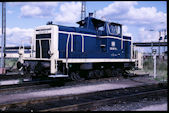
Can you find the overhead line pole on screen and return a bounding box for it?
[81,1,86,20]
[0,2,6,75]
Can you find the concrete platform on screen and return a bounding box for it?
[0,76,159,105]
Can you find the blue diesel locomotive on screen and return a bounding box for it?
[17,15,136,80]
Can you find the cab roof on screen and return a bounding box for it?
[77,17,122,27]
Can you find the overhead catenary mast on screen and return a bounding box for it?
[81,1,86,20]
[0,2,6,75]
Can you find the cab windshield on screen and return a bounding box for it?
[109,24,121,36]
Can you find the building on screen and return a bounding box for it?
[0,46,31,58]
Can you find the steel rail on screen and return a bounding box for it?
[40,88,167,111]
[0,82,167,111]
[0,78,64,94]
[0,75,125,92]
[0,84,50,94]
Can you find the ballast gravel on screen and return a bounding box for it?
[94,97,167,111]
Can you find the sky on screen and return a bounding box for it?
[0,1,167,53]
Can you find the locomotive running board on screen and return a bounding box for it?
[48,74,69,78]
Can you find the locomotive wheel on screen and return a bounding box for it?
[75,71,80,80]
[94,70,100,78]
[105,68,112,77]
[116,68,122,76]
[73,73,79,80]
[23,65,30,75]
[112,69,118,76]
[94,70,104,78]
[69,72,75,81]
[88,71,95,79]
[34,62,42,76]
[69,71,81,81]
[41,70,50,77]
[100,70,104,77]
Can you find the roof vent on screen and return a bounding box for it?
[89,13,93,17]
[46,21,53,25]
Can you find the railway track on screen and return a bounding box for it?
[0,78,66,94]
[0,74,130,95]
[41,89,167,111]
[0,82,167,111]
[0,73,146,95]
[0,73,25,80]
[0,83,51,94]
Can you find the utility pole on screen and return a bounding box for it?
[94,10,96,18]
[164,29,166,53]
[152,49,157,79]
[158,31,162,59]
[81,1,86,20]
[0,2,6,75]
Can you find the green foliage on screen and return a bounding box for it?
[5,58,18,67]
[143,57,167,71]
[143,57,167,81]
[143,57,153,71]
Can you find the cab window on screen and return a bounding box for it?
[98,25,104,31]
[109,24,121,36]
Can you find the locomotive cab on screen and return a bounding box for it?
[77,17,122,37]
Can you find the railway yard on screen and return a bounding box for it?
[0,1,167,112]
[0,70,167,111]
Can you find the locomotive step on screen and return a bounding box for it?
[48,74,69,78]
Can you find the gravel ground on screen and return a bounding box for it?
[0,74,160,96]
[94,97,167,111]
[0,73,167,111]
[0,76,123,96]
